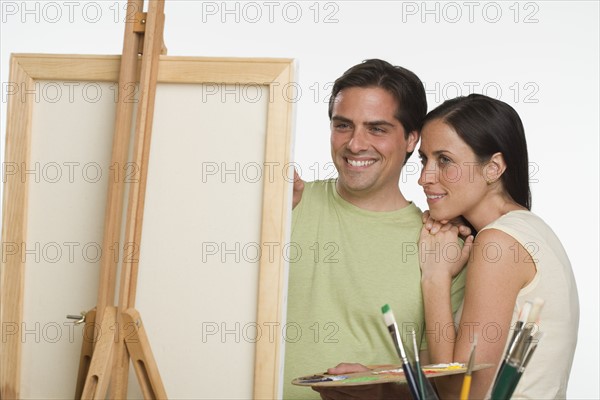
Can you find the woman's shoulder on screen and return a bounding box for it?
[480,210,556,247]
[474,211,540,257]
[481,210,547,233]
[472,226,523,252]
[469,223,537,290]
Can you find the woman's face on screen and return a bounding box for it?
[418,119,489,222]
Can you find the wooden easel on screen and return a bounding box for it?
[73,0,167,398]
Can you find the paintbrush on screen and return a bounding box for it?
[460,335,477,400]
[491,356,521,399]
[492,301,532,389]
[507,301,532,357]
[492,299,545,400]
[411,328,425,400]
[506,332,544,396]
[491,333,543,400]
[520,332,543,371]
[381,304,421,400]
[409,328,440,400]
[508,298,544,363]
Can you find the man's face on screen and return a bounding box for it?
[330,86,418,203]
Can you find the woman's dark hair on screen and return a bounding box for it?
[423,94,531,210]
[328,59,427,161]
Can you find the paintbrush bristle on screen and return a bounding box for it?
[381,304,396,327]
[411,329,420,362]
[518,301,533,323]
[527,298,545,324]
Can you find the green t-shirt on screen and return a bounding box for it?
[282,180,466,399]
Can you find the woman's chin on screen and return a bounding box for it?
[428,209,456,223]
[428,209,445,221]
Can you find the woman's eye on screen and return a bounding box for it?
[439,155,452,165]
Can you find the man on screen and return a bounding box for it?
[283,59,466,399]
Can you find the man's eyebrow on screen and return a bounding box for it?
[331,116,352,123]
[331,116,396,127]
[364,120,395,127]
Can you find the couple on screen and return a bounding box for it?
[283,59,579,399]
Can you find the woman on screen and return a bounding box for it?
[418,94,579,399]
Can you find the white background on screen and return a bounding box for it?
[1,1,598,398]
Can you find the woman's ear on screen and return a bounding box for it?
[484,152,507,184]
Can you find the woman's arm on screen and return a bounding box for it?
[420,227,536,399]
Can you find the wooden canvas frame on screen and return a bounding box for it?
[0,54,295,398]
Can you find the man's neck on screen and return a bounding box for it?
[335,183,410,212]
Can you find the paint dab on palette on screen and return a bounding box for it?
[342,376,380,384]
[296,374,348,384]
[293,363,493,388]
[373,368,403,375]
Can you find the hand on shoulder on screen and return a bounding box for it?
[421,210,472,238]
[419,213,474,281]
[293,168,305,209]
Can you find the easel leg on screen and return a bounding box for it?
[77,0,143,395]
[122,309,167,399]
[80,307,117,399]
[111,0,166,397]
[75,0,167,397]
[74,309,97,399]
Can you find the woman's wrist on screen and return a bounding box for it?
[421,270,453,287]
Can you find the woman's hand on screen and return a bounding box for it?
[422,210,472,239]
[419,215,473,281]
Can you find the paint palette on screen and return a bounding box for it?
[292,363,494,387]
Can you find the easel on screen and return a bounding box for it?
[72,0,167,397]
